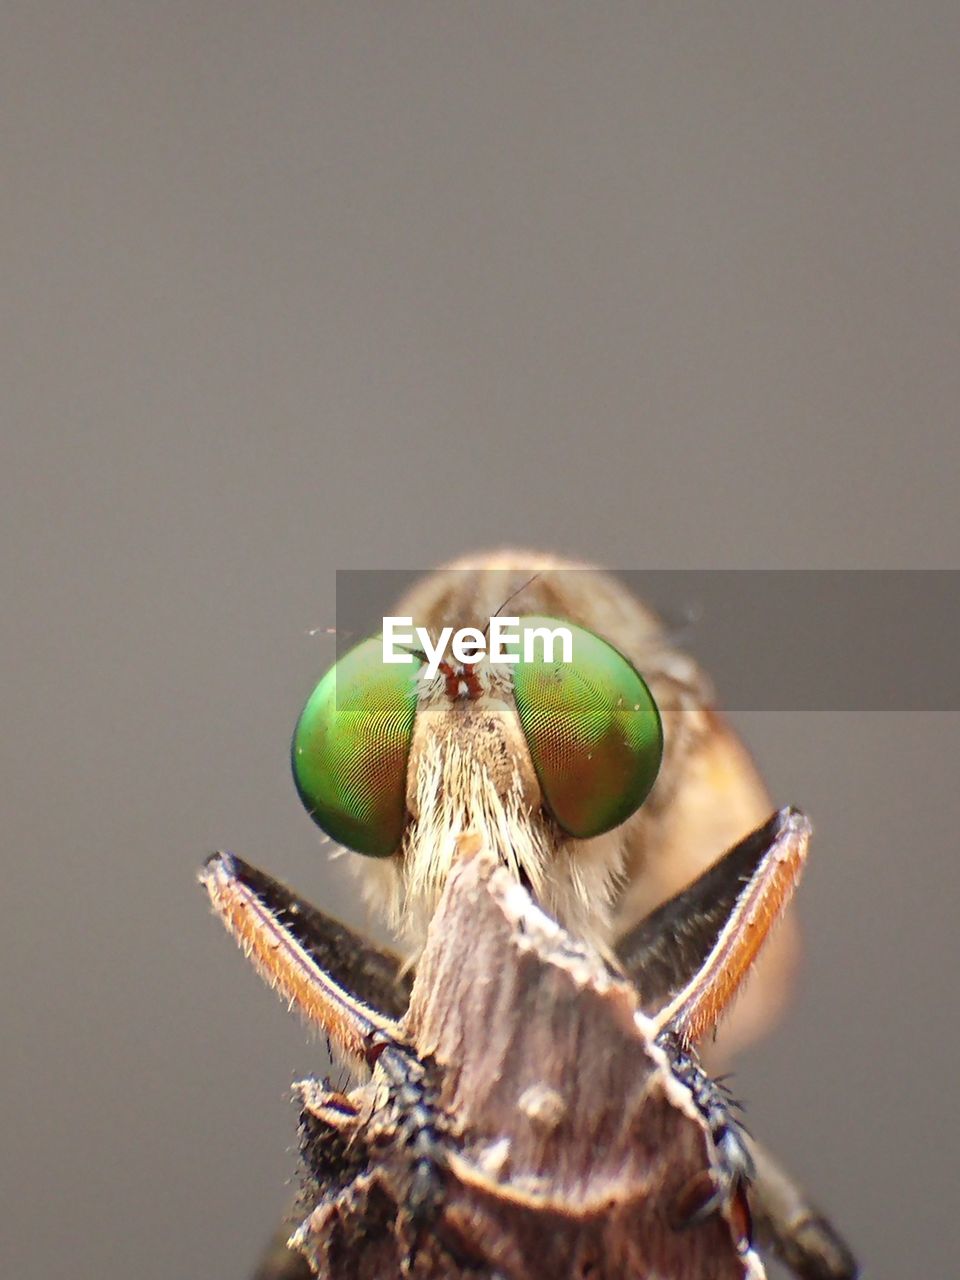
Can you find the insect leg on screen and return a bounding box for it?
[200,853,422,1279]
[208,851,412,1015]
[746,1139,859,1280]
[646,807,810,1045]
[616,814,858,1279]
[616,807,807,1030]
[199,851,406,1069]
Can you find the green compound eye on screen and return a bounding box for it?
[291,638,420,857]
[510,616,663,839]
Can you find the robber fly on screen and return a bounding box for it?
[201,552,857,1279]
[319,552,798,1056]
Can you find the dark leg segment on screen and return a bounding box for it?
[746,1140,859,1280]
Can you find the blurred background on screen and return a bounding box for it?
[3,5,958,1278]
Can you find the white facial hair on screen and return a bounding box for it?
[357,707,632,958]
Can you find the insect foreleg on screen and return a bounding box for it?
[745,1140,859,1280]
[199,851,406,1068]
[615,812,857,1280]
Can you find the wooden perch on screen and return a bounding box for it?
[203,809,856,1280]
[289,842,763,1280]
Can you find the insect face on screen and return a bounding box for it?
[291,551,796,1054]
[292,606,663,947]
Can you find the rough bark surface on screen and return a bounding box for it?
[291,846,762,1280]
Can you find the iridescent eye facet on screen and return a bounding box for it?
[291,638,419,857]
[510,616,663,838]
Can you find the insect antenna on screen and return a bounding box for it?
[481,571,543,644]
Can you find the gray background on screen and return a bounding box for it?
[3,5,958,1278]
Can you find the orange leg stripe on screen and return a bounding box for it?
[654,811,810,1046]
[200,852,400,1068]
